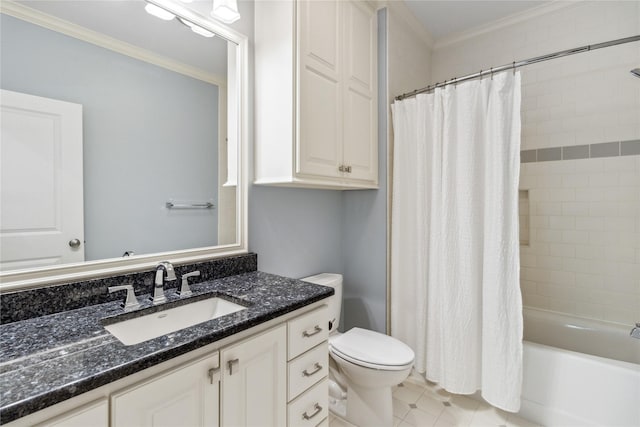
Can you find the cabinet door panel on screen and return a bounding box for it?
[221,325,286,427]
[344,2,374,92]
[297,68,341,178]
[111,354,219,427]
[297,0,342,179]
[299,0,340,76]
[342,1,377,183]
[36,399,108,427]
[343,87,376,181]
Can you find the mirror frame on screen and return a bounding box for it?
[0,0,249,291]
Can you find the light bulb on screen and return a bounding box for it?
[191,26,215,38]
[178,17,216,38]
[211,0,240,24]
[144,3,175,21]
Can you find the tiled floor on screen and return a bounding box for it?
[328,374,541,427]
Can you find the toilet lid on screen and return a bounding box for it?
[329,327,414,368]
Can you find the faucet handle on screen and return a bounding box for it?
[108,285,141,310]
[177,270,201,297]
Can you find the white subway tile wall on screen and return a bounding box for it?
[432,1,640,325]
[519,156,640,325]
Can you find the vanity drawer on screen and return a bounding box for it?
[287,379,328,427]
[288,342,328,401]
[288,306,328,360]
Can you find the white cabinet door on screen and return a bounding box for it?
[36,399,108,427]
[221,324,287,427]
[111,353,220,427]
[296,0,342,179]
[342,0,377,183]
[0,89,84,270]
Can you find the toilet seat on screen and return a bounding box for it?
[329,327,414,371]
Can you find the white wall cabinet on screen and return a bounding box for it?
[220,325,287,427]
[255,0,378,189]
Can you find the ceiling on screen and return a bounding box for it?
[404,1,549,41]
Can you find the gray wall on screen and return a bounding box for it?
[1,14,219,260]
[249,187,344,279]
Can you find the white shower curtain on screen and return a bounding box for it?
[390,71,523,412]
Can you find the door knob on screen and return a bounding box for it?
[69,238,81,248]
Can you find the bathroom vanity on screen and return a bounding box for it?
[0,254,333,427]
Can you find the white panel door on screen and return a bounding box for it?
[342,1,377,183]
[296,0,342,178]
[0,89,84,270]
[111,353,220,427]
[221,325,286,427]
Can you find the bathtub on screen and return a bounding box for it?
[519,308,640,426]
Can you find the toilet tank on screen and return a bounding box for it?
[302,273,342,333]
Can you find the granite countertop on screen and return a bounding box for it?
[0,271,333,424]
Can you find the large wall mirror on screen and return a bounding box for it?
[0,0,248,290]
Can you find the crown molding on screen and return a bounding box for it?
[0,0,226,86]
[382,0,434,48]
[433,0,578,50]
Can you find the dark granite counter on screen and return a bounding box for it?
[0,271,333,424]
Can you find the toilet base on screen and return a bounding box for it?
[345,382,393,427]
[328,364,395,427]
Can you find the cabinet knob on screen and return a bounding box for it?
[69,238,81,248]
[338,165,345,172]
[345,165,352,173]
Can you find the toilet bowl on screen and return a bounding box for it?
[302,274,415,427]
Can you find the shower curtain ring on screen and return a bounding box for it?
[513,61,516,75]
[490,68,494,80]
[479,70,483,81]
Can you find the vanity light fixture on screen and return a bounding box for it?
[177,17,216,38]
[210,0,240,24]
[144,3,175,20]
[145,2,215,38]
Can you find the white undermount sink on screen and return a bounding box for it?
[104,297,246,346]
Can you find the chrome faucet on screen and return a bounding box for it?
[631,323,640,339]
[151,261,176,304]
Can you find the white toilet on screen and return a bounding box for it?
[302,273,414,427]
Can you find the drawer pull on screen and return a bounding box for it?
[302,362,323,377]
[302,325,322,338]
[302,403,322,421]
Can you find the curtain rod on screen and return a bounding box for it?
[395,34,640,101]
